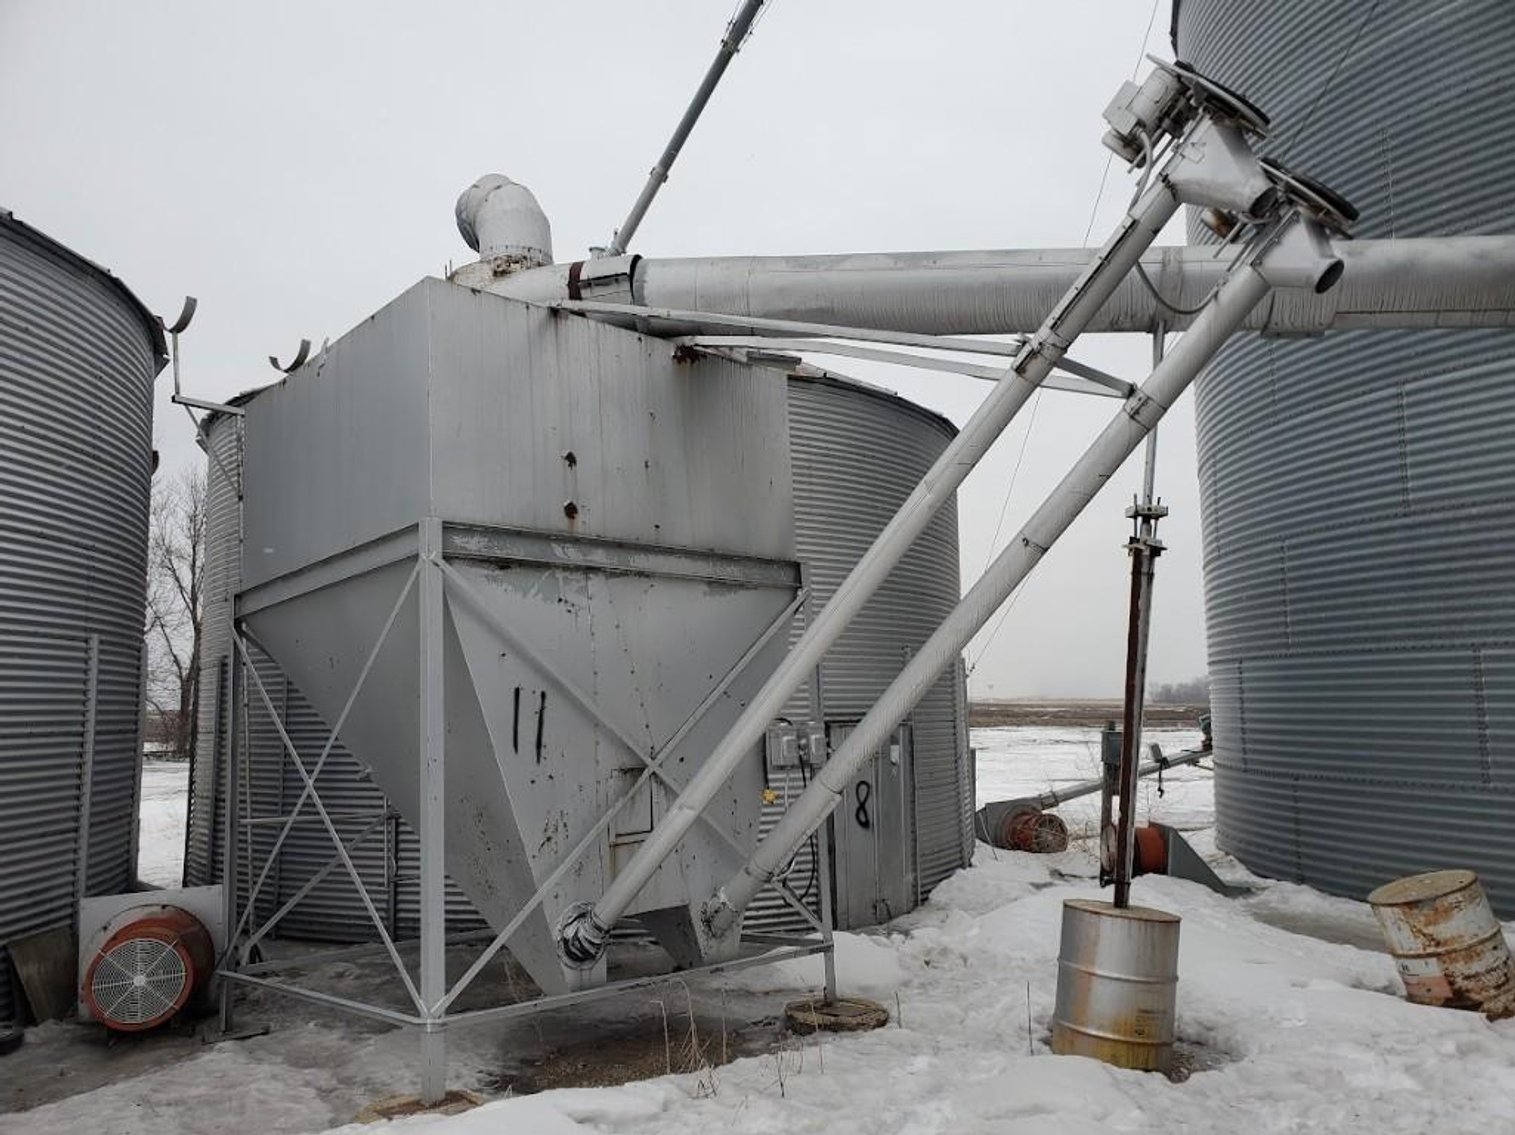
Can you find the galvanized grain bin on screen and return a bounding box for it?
[0,212,164,1021]
[1176,0,1515,912]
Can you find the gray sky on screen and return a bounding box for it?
[1,0,1208,698]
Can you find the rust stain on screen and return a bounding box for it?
[1371,871,1515,1016]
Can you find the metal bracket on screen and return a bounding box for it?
[269,338,312,374]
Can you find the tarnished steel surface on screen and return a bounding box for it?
[0,215,162,1022]
[231,282,798,993]
[1368,870,1515,1015]
[190,408,478,940]
[498,237,1515,338]
[1178,0,1515,913]
[786,372,969,897]
[192,340,970,950]
[1052,899,1180,1073]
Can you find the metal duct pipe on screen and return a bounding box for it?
[496,236,1515,336]
[706,214,1295,933]
[977,743,1209,825]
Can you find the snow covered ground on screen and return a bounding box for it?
[137,758,189,889]
[12,727,1515,1133]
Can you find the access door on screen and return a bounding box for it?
[829,722,914,929]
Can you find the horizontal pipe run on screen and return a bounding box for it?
[1042,745,1208,810]
[496,236,1515,336]
[979,744,1209,822]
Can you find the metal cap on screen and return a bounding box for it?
[1368,869,1479,907]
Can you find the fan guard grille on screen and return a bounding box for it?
[89,935,190,1027]
[82,905,212,1031]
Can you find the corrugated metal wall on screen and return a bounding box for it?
[189,367,971,943]
[787,373,969,900]
[1176,0,1515,910]
[0,216,160,1021]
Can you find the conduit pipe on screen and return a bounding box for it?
[706,208,1322,932]
[555,81,1280,965]
[496,236,1515,336]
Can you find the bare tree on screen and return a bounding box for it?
[144,468,206,761]
[1150,676,1210,706]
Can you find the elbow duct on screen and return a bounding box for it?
[489,236,1515,338]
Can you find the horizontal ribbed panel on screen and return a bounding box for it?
[788,375,969,899]
[0,219,156,1022]
[1179,0,1515,911]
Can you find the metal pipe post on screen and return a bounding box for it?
[709,220,1293,929]
[218,635,243,1033]
[560,105,1235,963]
[418,519,447,1103]
[1112,329,1168,907]
[604,0,767,255]
[1113,538,1161,907]
[74,635,99,912]
[800,569,838,1003]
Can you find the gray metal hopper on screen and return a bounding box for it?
[234,278,802,994]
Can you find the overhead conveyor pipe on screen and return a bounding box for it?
[707,207,1327,932]
[497,236,1515,337]
[554,68,1286,967]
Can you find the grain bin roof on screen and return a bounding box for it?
[0,208,168,369]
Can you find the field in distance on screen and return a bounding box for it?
[969,699,1208,729]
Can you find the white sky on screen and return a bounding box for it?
[1,0,1211,698]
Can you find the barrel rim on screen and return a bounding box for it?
[1063,898,1181,924]
[1368,869,1479,907]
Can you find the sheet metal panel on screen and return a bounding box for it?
[0,217,158,1021]
[787,375,968,898]
[1178,0,1515,911]
[191,412,398,940]
[192,319,972,956]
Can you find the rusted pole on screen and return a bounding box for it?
[1112,329,1167,908]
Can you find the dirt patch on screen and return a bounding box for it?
[501,1011,786,1094]
[1166,1038,1236,1083]
[353,1089,483,1122]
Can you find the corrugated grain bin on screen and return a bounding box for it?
[1176,0,1515,912]
[0,212,165,1022]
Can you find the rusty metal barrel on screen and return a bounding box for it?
[1367,870,1515,1016]
[1051,899,1180,1072]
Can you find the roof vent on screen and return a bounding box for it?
[455,175,553,271]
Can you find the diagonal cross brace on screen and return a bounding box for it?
[235,633,426,1014]
[228,562,419,947]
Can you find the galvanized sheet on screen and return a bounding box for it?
[191,412,397,941]
[1178,0,1515,912]
[190,351,972,952]
[0,217,158,1021]
[787,374,968,897]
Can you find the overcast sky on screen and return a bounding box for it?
[1,0,1211,698]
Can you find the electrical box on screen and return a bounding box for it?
[799,724,826,766]
[765,724,800,773]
